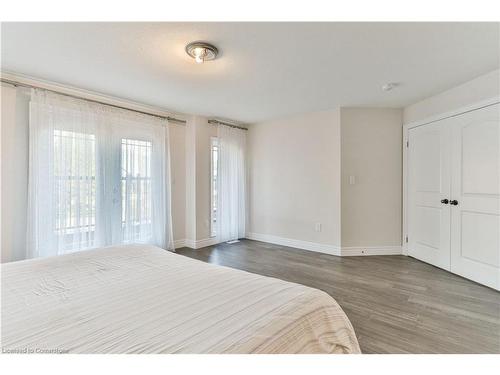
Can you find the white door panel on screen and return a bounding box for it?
[450,103,500,290]
[408,120,451,270]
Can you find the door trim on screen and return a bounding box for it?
[404,96,500,130]
[402,96,500,257]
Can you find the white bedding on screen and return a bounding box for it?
[1,244,360,354]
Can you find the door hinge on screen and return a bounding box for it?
[405,235,408,243]
[406,140,409,148]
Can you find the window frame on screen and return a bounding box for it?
[120,137,154,243]
[53,129,97,250]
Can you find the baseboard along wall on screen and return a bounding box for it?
[176,233,402,256]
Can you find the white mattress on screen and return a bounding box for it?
[1,244,360,354]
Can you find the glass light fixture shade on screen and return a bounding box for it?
[185,42,219,63]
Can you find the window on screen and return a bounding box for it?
[52,134,154,249]
[121,138,153,243]
[210,137,219,237]
[28,90,172,259]
[53,130,96,250]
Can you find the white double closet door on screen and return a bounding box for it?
[408,103,499,290]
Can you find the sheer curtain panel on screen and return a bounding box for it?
[216,125,247,242]
[27,89,173,258]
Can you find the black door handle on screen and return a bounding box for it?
[441,199,449,204]
[450,200,459,206]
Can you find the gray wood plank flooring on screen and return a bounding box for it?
[176,239,500,354]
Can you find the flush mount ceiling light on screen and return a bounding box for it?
[185,41,219,64]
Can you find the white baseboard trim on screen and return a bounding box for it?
[179,237,221,250]
[194,237,220,249]
[178,234,403,256]
[245,233,402,257]
[340,246,402,256]
[245,232,341,256]
[173,239,186,249]
[183,239,195,249]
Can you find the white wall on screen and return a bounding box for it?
[246,107,403,253]
[404,69,500,124]
[340,108,403,248]
[183,115,218,246]
[247,109,342,248]
[1,85,29,262]
[0,84,188,262]
[169,122,186,243]
[184,116,197,245]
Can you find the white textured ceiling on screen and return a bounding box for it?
[1,22,499,123]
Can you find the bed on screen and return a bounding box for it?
[1,244,360,354]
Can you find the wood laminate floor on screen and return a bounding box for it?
[177,239,500,354]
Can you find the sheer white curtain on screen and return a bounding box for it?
[216,125,246,242]
[27,89,173,259]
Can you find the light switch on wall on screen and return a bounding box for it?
[349,175,356,185]
[315,223,322,232]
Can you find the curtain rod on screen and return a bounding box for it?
[208,119,248,131]
[1,78,187,124]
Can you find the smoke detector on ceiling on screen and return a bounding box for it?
[382,82,399,92]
